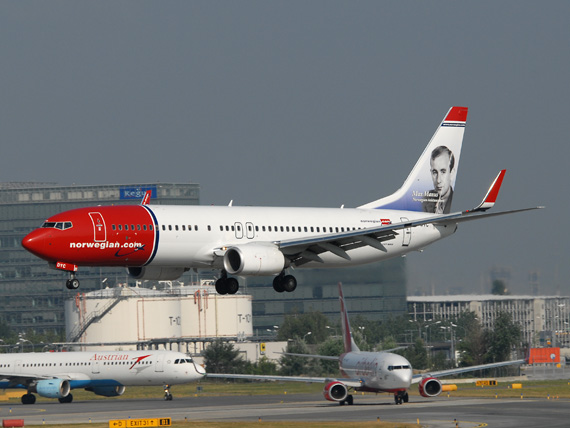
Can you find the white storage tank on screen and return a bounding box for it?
[65,282,253,351]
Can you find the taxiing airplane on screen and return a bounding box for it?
[208,283,525,405]
[22,107,541,294]
[0,350,205,404]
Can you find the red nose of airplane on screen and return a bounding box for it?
[22,229,51,260]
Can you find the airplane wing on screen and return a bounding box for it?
[277,206,541,267]
[276,170,542,266]
[0,371,88,385]
[206,373,363,388]
[411,359,526,383]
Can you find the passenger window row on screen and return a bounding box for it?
[111,223,363,234]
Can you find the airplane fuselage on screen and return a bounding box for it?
[0,350,204,391]
[340,350,412,393]
[23,204,454,273]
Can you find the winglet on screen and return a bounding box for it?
[469,170,506,212]
[141,190,152,205]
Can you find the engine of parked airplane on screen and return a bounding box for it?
[35,379,71,399]
[127,266,187,281]
[223,244,285,275]
[418,376,442,397]
[86,385,126,397]
[323,381,348,402]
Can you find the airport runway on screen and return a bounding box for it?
[0,393,568,427]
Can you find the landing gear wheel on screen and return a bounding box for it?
[346,394,354,405]
[226,277,239,294]
[215,278,228,294]
[58,393,73,404]
[403,392,409,403]
[163,384,172,401]
[66,278,80,290]
[272,276,285,293]
[21,393,36,405]
[282,275,297,292]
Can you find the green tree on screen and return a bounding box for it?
[243,356,278,375]
[486,311,521,362]
[277,311,329,345]
[279,340,311,376]
[317,337,343,376]
[203,340,246,374]
[491,280,509,295]
[403,338,428,370]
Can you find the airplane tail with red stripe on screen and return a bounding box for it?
[339,282,360,354]
[358,106,468,214]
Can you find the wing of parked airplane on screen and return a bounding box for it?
[411,358,526,383]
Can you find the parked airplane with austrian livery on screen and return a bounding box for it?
[22,107,541,293]
[208,283,525,405]
[0,350,205,404]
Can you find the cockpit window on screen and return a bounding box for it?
[388,365,411,371]
[42,221,73,230]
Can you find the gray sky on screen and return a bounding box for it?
[1,1,568,296]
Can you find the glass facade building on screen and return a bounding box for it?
[0,182,199,335]
[246,258,407,333]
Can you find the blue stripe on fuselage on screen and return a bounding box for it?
[141,206,160,266]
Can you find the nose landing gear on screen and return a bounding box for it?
[163,384,173,401]
[66,273,80,290]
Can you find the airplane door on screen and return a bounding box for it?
[89,212,107,242]
[234,222,243,239]
[154,354,164,372]
[246,222,255,239]
[400,217,411,246]
[92,360,100,374]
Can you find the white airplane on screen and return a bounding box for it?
[0,350,205,404]
[208,282,526,405]
[22,106,541,293]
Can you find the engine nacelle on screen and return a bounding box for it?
[418,376,442,397]
[127,266,186,281]
[323,381,348,402]
[86,385,126,397]
[35,379,70,399]
[223,244,285,276]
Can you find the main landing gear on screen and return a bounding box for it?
[21,393,36,405]
[163,384,173,401]
[272,272,297,293]
[65,273,80,290]
[394,391,409,405]
[214,270,298,295]
[339,394,354,405]
[215,271,239,295]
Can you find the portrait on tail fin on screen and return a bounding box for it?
[358,106,467,212]
[421,145,455,214]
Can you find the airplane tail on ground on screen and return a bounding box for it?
[339,282,360,354]
[358,106,468,214]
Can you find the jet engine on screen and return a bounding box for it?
[127,266,187,281]
[223,244,285,275]
[35,379,71,399]
[323,381,348,402]
[418,376,442,397]
[86,385,126,397]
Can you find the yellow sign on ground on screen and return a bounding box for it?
[109,417,171,427]
[476,379,497,386]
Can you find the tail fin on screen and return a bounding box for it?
[358,106,468,213]
[338,282,360,353]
